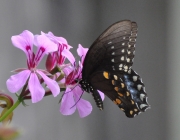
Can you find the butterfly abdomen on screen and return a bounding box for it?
[92,90,103,110]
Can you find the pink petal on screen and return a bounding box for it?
[45,32,72,49]
[48,32,67,44]
[28,73,45,103]
[34,35,58,54]
[56,37,68,44]
[61,49,75,65]
[11,30,34,57]
[62,65,73,76]
[6,70,31,93]
[77,44,88,63]
[34,35,58,66]
[76,98,92,118]
[74,86,92,118]
[76,61,83,78]
[40,31,46,35]
[60,88,76,115]
[10,68,27,73]
[98,90,105,101]
[42,32,59,44]
[37,70,60,97]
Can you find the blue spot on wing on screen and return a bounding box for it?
[123,74,141,103]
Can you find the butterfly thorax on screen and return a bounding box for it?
[79,79,94,93]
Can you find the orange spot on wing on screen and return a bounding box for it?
[131,100,135,104]
[118,92,123,97]
[103,71,109,79]
[114,87,119,91]
[113,100,117,105]
[121,83,125,88]
[126,91,130,96]
[112,80,115,85]
[120,108,124,111]
[116,99,121,104]
[130,110,133,115]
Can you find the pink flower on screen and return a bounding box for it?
[60,44,92,118]
[6,30,60,103]
[42,32,73,71]
[60,71,92,118]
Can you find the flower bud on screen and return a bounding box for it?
[46,53,56,72]
[0,93,14,124]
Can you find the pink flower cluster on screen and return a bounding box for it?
[6,30,100,118]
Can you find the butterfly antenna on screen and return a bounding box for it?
[59,84,78,103]
[70,89,84,109]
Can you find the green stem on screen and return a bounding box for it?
[0,99,22,122]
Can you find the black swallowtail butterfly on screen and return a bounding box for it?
[79,20,150,118]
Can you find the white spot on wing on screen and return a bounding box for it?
[119,64,123,67]
[124,65,128,70]
[140,94,145,101]
[111,59,114,62]
[121,56,124,61]
[108,42,112,44]
[113,75,118,80]
[121,49,125,53]
[140,104,148,109]
[133,76,138,81]
[127,58,130,62]
[128,69,131,74]
[137,84,142,90]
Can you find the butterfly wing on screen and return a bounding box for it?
[89,69,149,118]
[82,20,137,78]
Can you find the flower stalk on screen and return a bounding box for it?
[0,97,22,123]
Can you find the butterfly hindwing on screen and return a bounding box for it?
[89,69,149,118]
[122,69,149,112]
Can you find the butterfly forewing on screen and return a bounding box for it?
[82,20,137,78]
[100,22,137,73]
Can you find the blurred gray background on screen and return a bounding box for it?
[0,0,177,140]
